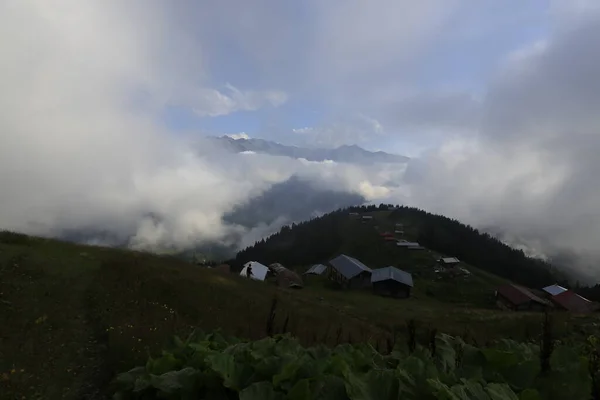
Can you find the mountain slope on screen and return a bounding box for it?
[0,231,394,398]
[234,204,562,290]
[223,175,365,228]
[208,136,410,164]
[0,228,587,398]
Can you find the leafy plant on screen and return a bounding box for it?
[113,330,592,400]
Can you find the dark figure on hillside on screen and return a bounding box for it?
[247,265,253,278]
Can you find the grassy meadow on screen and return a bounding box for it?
[0,230,597,398]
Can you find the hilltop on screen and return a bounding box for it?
[233,204,564,290]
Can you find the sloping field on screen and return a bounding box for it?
[0,231,594,398]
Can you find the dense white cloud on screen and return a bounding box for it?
[0,0,289,251]
[225,133,251,140]
[191,85,287,117]
[397,8,600,280]
[3,0,600,283]
[291,115,385,148]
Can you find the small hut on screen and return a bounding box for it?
[437,257,460,268]
[328,254,372,289]
[550,290,595,313]
[371,266,413,298]
[396,240,421,248]
[495,284,552,311]
[269,263,303,289]
[304,264,328,276]
[240,261,269,281]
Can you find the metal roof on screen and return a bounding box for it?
[542,284,568,296]
[396,241,420,247]
[496,284,550,306]
[329,254,372,280]
[240,261,269,281]
[304,264,327,275]
[551,291,593,313]
[371,266,413,287]
[439,257,460,264]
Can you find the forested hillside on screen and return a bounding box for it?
[234,204,563,289]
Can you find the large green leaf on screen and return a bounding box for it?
[113,366,147,392]
[132,375,152,393]
[397,354,440,394]
[253,355,286,382]
[306,345,331,361]
[427,378,464,400]
[435,334,458,374]
[323,354,351,376]
[239,382,284,400]
[310,375,348,400]
[538,345,590,400]
[484,383,518,400]
[206,353,256,391]
[273,360,303,388]
[147,353,182,375]
[286,379,311,400]
[250,337,277,359]
[150,367,200,395]
[274,336,304,358]
[481,349,519,369]
[343,369,402,400]
[518,389,541,400]
[460,380,491,400]
[271,355,320,392]
[111,331,595,400]
[496,359,539,390]
[457,345,485,382]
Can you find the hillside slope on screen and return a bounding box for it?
[0,232,387,398]
[0,228,587,399]
[234,205,563,289]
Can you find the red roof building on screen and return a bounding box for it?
[550,290,594,314]
[495,284,552,311]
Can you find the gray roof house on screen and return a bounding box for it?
[371,266,414,298]
[542,284,568,297]
[396,240,421,248]
[328,254,372,288]
[304,264,328,275]
[438,257,460,266]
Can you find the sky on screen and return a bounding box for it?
[3,1,600,279]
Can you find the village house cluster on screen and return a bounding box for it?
[495,283,596,314]
[208,210,598,313]
[237,253,415,299]
[215,211,470,300]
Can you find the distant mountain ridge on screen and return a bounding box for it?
[223,175,365,228]
[208,136,410,165]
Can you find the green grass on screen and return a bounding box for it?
[0,231,596,399]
